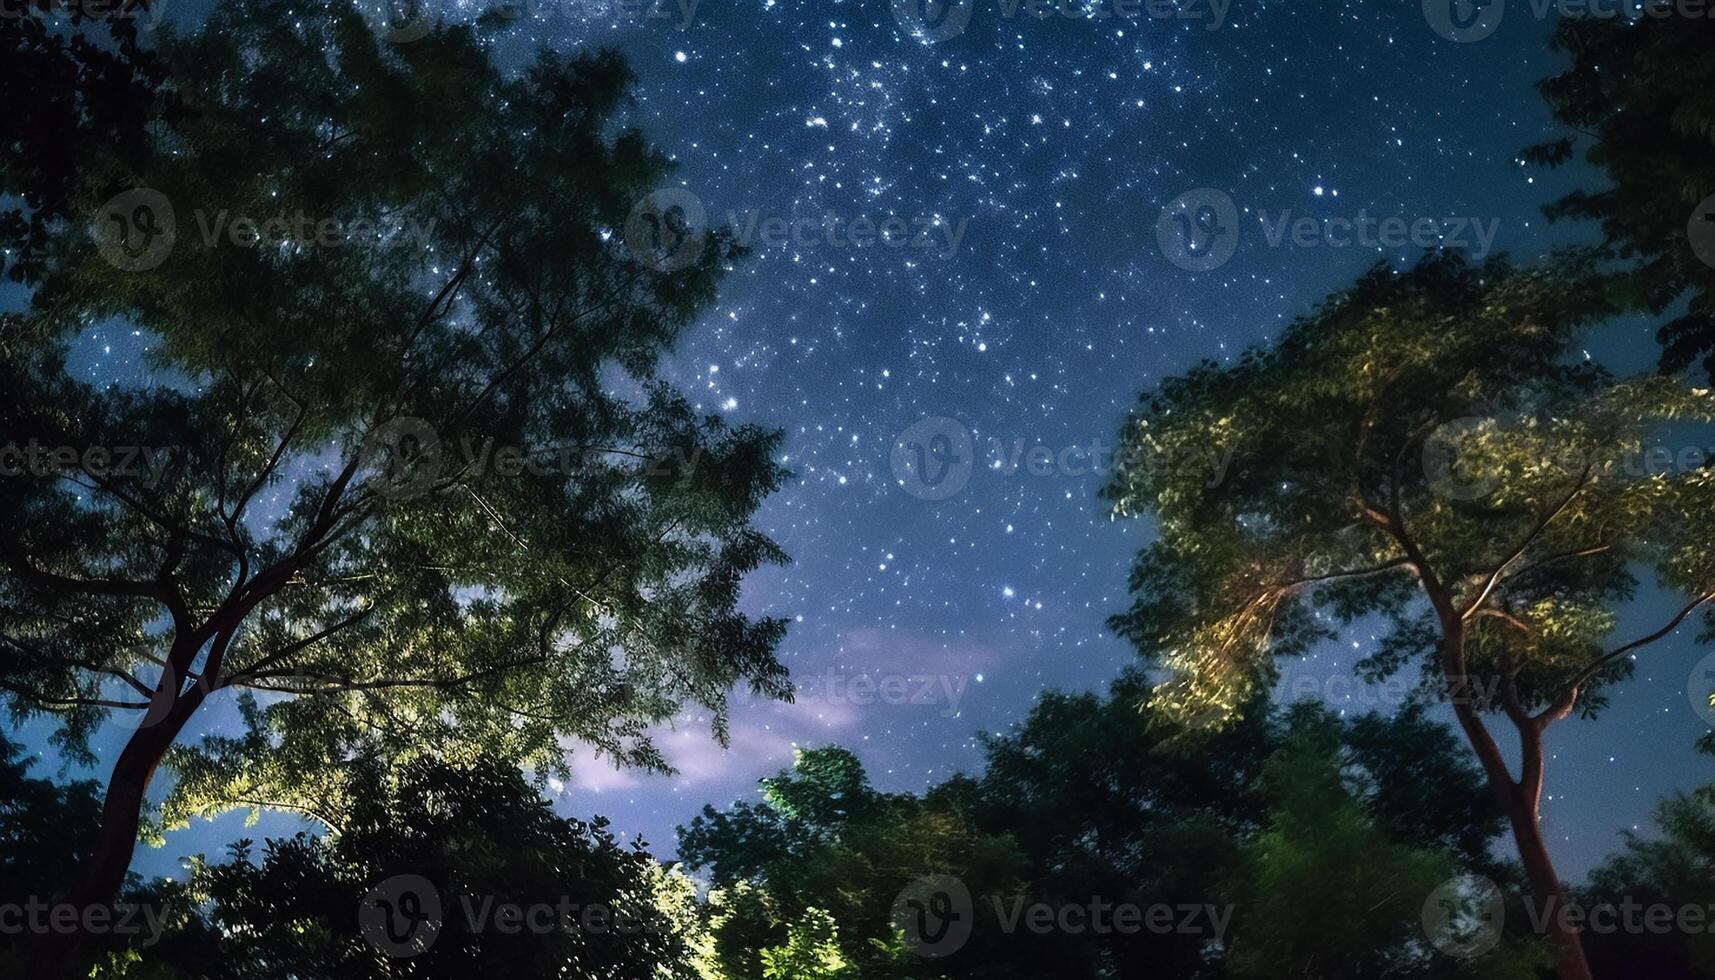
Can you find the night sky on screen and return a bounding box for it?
[23,0,1715,886]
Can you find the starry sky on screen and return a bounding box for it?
[22,0,1715,885]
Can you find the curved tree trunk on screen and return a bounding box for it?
[1438,619,1592,980]
[29,685,208,978]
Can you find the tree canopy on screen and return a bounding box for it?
[1529,13,1715,379]
[0,0,790,960]
[1102,251,1715,978]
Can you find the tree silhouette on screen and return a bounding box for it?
[143,753,704,979]
[1103,253,1715,980]
[680,674,1527,978]
[0,2,789,969]
[1528,14,1715,379]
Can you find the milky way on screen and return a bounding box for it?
[39,0,1715,881]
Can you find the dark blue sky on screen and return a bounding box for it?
[23,0,1715,886]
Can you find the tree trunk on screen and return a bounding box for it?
[1438,620,1592,980]
[28,685,207,978]
[1506,783,1593,980]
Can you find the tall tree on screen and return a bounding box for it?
[1528,13,1715,379]
[1103,253,1715,980]
[0,1,790,970]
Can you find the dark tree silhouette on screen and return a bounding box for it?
[146,753,703,979]
[1528,13,1715,379]
[0,2,790,970]
[679,673,1529,979]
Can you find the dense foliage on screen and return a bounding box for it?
[0,2,790,956]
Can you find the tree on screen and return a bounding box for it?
[1581,790,1715,979]
[1527,13,1715,379]
[138,752,705,979]
[1,0,173,284]
[681,676,1527,979]
[1223,710,1545,980]
[1102,252,1715,979]
[0,1,790,970]
[680,746,1024,980]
